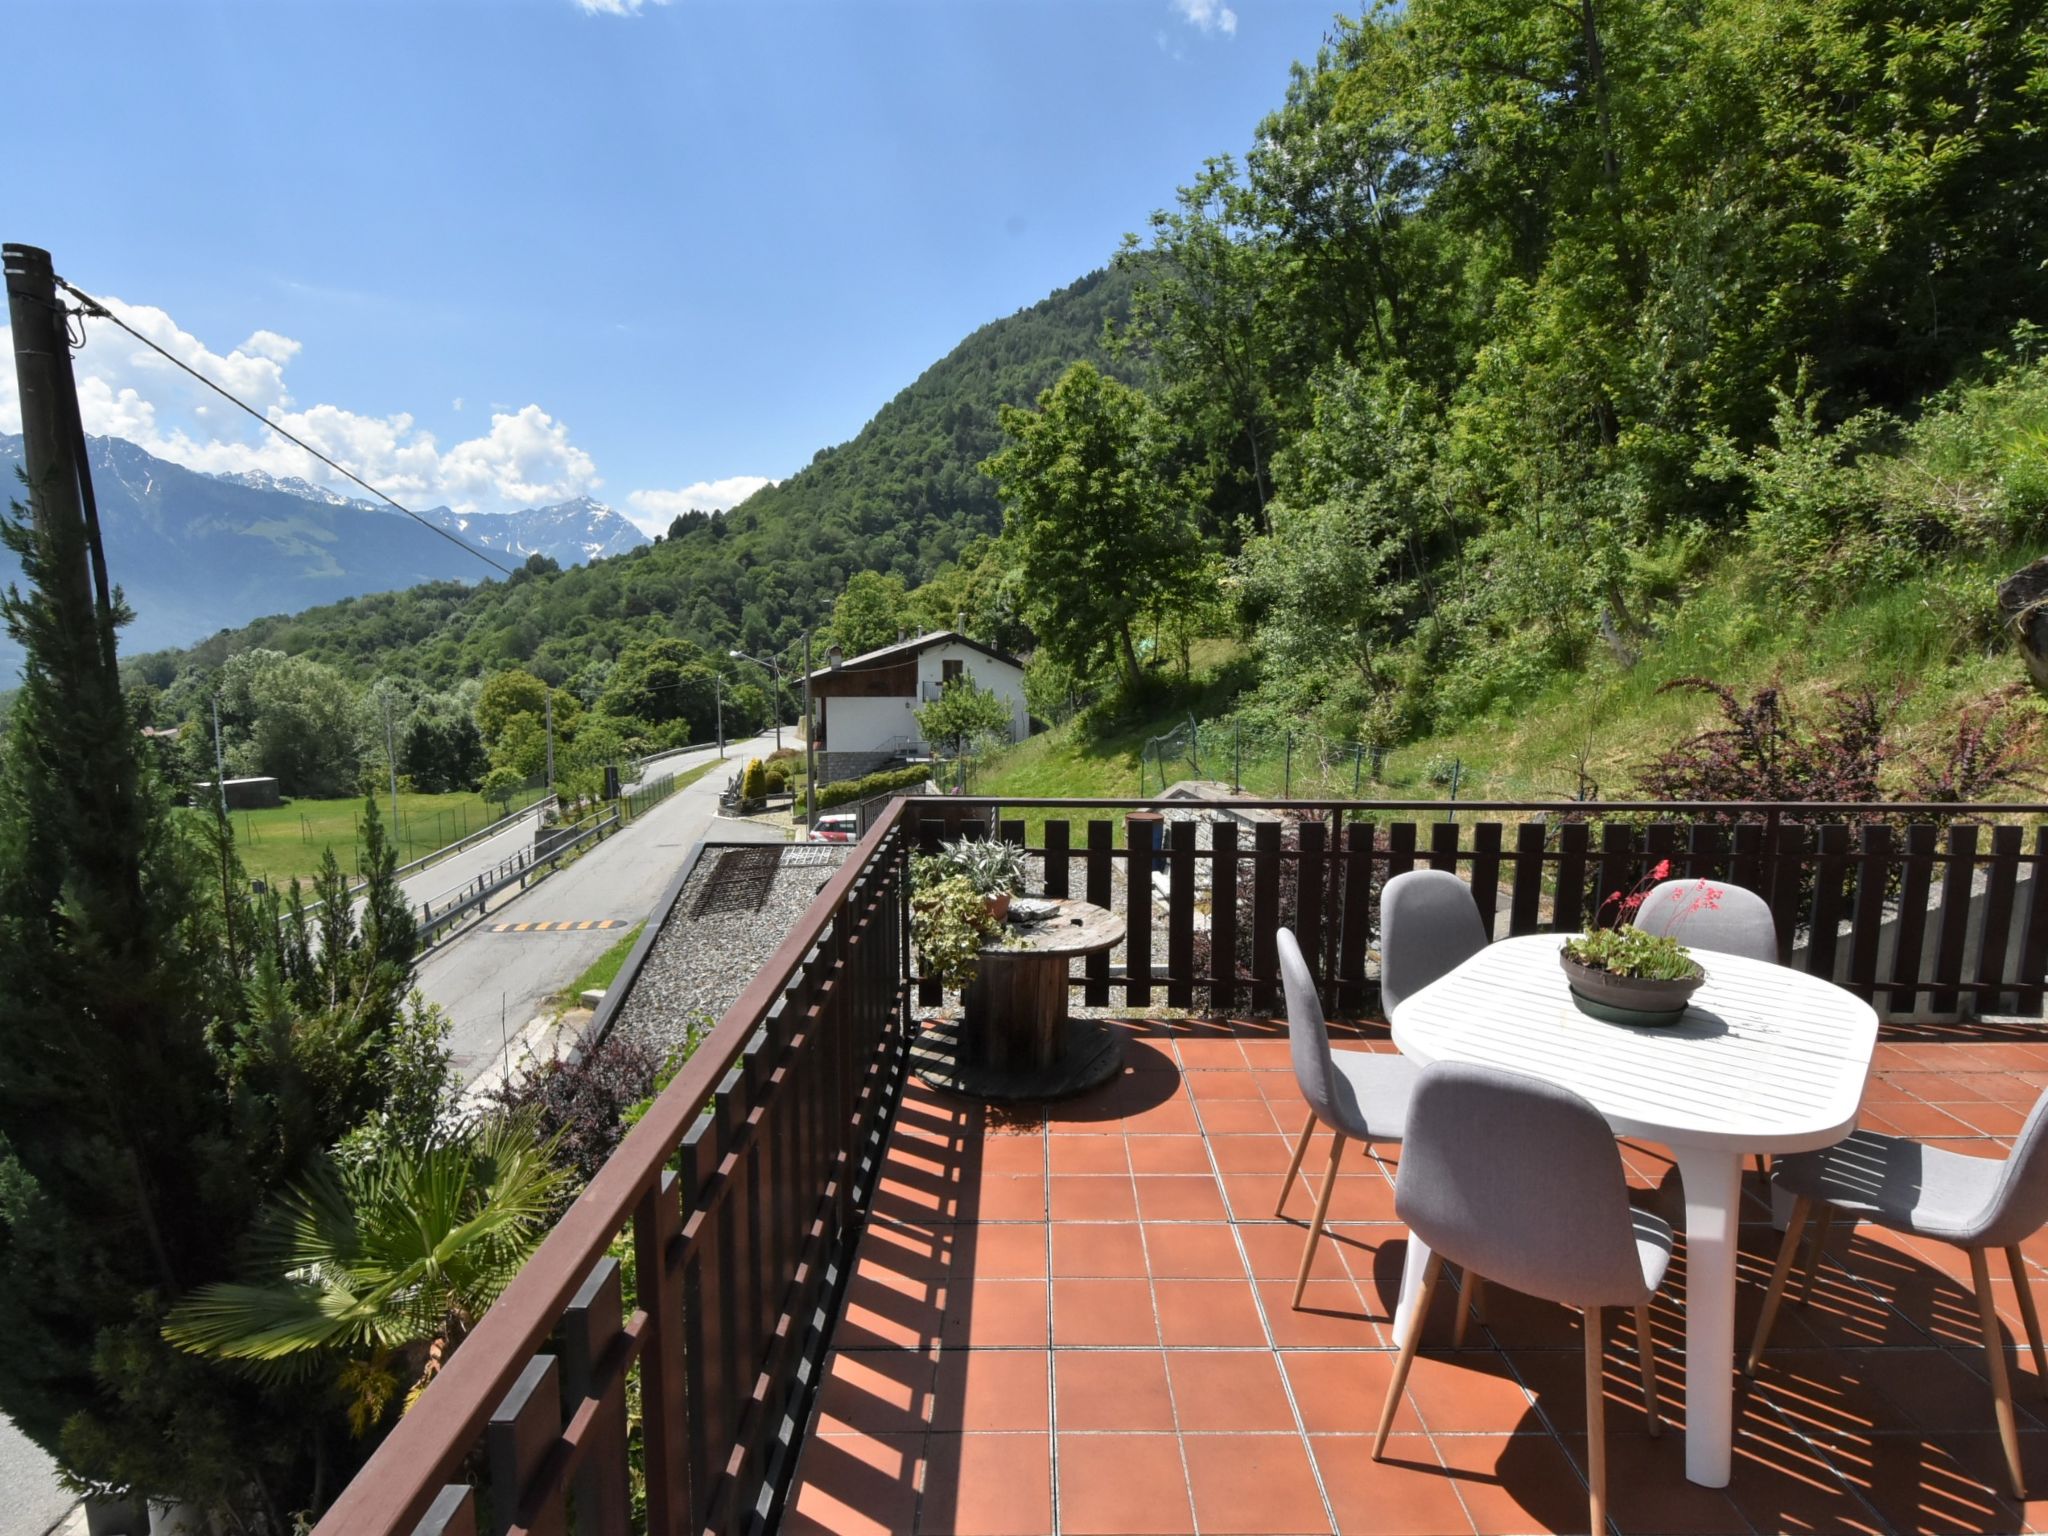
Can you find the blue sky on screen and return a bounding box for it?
[4,0,1341,532]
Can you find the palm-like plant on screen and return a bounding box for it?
[164,1114,566,1433]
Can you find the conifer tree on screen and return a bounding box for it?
[0,467,439,1516]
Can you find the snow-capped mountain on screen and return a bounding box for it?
[213,474,648,568]
[214,469,358,507]
[430,495,648,565]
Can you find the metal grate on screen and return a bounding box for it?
[690,845,785,917]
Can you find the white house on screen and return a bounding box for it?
[805,630,1029,785]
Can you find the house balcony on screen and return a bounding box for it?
[313,796,2048,1536]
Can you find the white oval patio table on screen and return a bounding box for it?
[1388,931,1879,1488]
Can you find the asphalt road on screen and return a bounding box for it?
[0,1414,73,1536]
[419,734,780,1084]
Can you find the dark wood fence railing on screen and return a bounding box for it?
[908,799,2048,1022]
[318,794,2047,1536]
[312,800,913,1536]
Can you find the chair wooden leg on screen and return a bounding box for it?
[1971,1245,2027,1500]
[1745,1194,1813,1374]
[1373,1252,1443,1460]
[1275,1109,1316,1218]
[1584,1307,1608,1536]
[2006,1244,2048,1395]
[1454,1272,1486,1349]
[1634,1300,1663,1438]
[1290,1130,1347,1309]
[1795,1202,1834,1306]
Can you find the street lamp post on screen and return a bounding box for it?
[729,649,783,752]
[801,630,813,823]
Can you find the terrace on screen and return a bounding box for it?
[315,796,2048,1536]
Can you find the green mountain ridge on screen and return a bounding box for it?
[124,266,1138,694]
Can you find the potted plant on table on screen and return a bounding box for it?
[910,866,1003,991]
[1559,860,1719,1025]
[927,835,1028,924]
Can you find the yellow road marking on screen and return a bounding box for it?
[489,919,625,933]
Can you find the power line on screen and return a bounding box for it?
[51,275,517,578]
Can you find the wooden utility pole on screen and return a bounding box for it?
[4,243,103,627]
[802,629,814,821]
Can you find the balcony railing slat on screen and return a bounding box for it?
[2019,828,2048,1017]
[1042,818,1070,900]
[1978,825,2024,1012]
[1296,816,1328,987]
[1337,820,1373,1011]
[1687,820,1727,883]
[411,1487,478,1536]
[1210,820,1239,1015]
[1386,819,1418,881]
[1250,820,1282,1014]
[558,1259,632,1536]
[1597,821,1635,931]
[1807,823,1852,987]
[1886,824,1939,1015]
[1509,822,1544,938]
[1084,819,1112,1006]
[1766,822,1809,963]
[1554,821,1590,932]
[1322,811,1347,997]
[1469,822,1503,943]
[1931,824,1980,1014]
[1126,812,1160,1010]
[1729,820,1764,894]
[1167,818,1197,1010]
[488,1355,565,1536]
[1846,824,1892,1002]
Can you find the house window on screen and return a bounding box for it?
[942,659,964,685]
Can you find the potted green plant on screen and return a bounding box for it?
[1559,860,1716,1025]
[930,835,1029,923]
[910,871,1002,991]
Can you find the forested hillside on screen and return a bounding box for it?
[125,266,1136,699]
[966,0,2048,796]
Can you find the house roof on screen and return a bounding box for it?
[804,630,1024,684]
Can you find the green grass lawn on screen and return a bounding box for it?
[199,785,548,887]
[557,922,646,1007]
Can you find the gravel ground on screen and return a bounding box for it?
[610,844,851,1058]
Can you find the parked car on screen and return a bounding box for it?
[808,813,859,843]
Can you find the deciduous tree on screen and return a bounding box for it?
[984,362,1209,686]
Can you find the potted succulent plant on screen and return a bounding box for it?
[1559,860,1719,1025]
[928,835,1029,924]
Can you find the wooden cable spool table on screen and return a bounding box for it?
[911,897,1127,1101]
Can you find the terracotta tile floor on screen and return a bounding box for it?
[787,1017,2048,1535]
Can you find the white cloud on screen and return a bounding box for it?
[440,405,601,509]
[574,0,668,13]
[0,300,606,515]
[1172,0,1237,35]
[625,476,776,533]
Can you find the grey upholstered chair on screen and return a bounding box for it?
[1274,926,1420,1307]
[1630,877,1778,963]
[1747,1089,2048,1498]
[1379,868,1491,1018]
[1632,876,1783,1179]
[1375,1062,1672,1536]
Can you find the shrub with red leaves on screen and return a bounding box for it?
[1635,678,2039,811]
[487,1031,663,1189]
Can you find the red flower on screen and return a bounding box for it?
[1650,859,1671,881]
